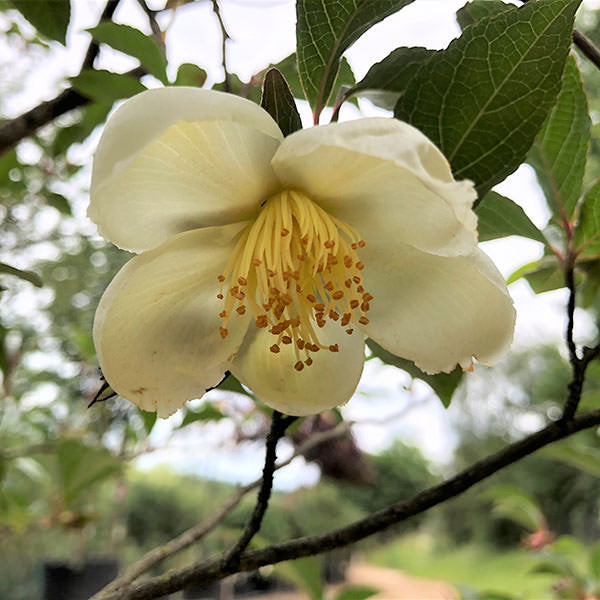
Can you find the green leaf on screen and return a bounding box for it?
[483,485,545,531]
[174,63,207,87]
[345,46,434,110]
[296,0,414,120]
[394,0,582,198]
[52,102,111,155]
[139,409,157,435]
[334,585,380,600]
[275,557,323,600]
[366,339,462,408]
[507,256,570,294]
[260,68,302,137]
[456,0,514,30]
[0,149,19,185]
[179,403,226,428]
[87,23,168,84]
[216,373,254,398]
[527,55,590,218]
[475,191,546,243]
[70,69,146,104]
[9,0,70,44]
[541,440,600,477]
[56,439,121,505]
[0,262,42,287]
[46,192,72,215]
[590,540,600,580]
[576,179,600,256]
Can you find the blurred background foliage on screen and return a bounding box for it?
[2,1,600,599]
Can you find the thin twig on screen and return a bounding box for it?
[93,415,356,597]
[211,0,231,92]
[135,0,165,49]
[573,30,600,72]
[95,407,600,600]
[222,411,296,569]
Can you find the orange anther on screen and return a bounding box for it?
[219,327,228,339]
[252,258,262,266]
[341,313,351,326]
[219,310,228,318]
[332,290,344,300]
[270,344,280,353]
[305,357,313,366]
[306,294,316,303]
[350,299,360,309]
[344,256,353,268]
[314,303,325,312]
[217,293,224,299]
[297,339,305,350]
[256,315,268,328]
[359,316,370,325]
[236,305,247,315]
[329,344,339,352]
[346,328,354,335]
[353,276,361,284]
[358,240,366,248]
[237,276,247,286]
[356,261,365,270]
[217,275,226,282]
[281,228,290,236]
[294,361,305,371]
[324,240,335,248]
[324,281,334,291]
[282,336,292,344]
[328,310,339,321]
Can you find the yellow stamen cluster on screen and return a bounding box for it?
[217,190,372,369]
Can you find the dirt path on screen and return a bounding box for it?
[265,562,458,600]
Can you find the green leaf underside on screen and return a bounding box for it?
[0,262,43,287]
[366,340,462,408]
[87,22,168,84]
[9,0,70,44]
[296,0,415,119]
[394,0,581,198]
[180,403,225,428]
[527,55,590,218]
[475,191,546,243]
[70,69,146,104]
[507,256,576,294]
[260,68,303,137]
[456,0,514,30]
[347,46,434,110]
[576,178,600,255]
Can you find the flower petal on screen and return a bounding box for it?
[231,323,365,416]
[90,88,283,253]
[93,223,251,418]
[359,243,515,374]
[272,118,478,257]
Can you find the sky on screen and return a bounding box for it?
[4,0,598,490]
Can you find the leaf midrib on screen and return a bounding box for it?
[447,1,570,164]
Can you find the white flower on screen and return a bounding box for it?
[89,87,515,418]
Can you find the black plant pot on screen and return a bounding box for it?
[43,558,120,600]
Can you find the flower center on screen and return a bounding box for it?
[217,190,372,370]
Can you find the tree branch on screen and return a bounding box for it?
[573,29,600,73]
[222,411,296,569]
[0,0,124,156]
[96,407,600,600]
[211,0,231,92]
